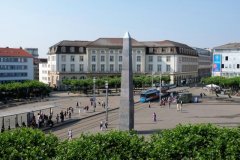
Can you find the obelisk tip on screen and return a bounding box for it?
[123,32,131,38]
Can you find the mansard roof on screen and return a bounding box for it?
[52,40,91,47]
[214,43,240,50]
[87,38,145,47]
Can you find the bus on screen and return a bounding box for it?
[140,89,160,102]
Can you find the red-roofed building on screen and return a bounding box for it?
[0,47,34,83]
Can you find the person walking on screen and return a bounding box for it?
[100,121,103,131]
[153,112,157,122]
[180,101,183,111]
[168,101,171,109]
[68,129,73,140]
[105,121,108,129]
[148,101,151,108]
[56,114,59,124]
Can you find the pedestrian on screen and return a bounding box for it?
[56,114,59,123]
[64,111,67,118]
[76,102,79,107]
[200,93,203,98]
[105,121,108,129]
[148,101,151,108]
[153,112,157,122]
[100,121,103,131]
[78,108,81,115]
[68,91,70,95]
[68,129,73,140]
[69,112,71,118]
[71,107,74,113]
[60,111,64,122]
[168,101,171,108]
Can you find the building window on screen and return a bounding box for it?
[61,64,66,72]
[118,50,122,54]
[221,64,224,68]
[61,55,66,62]
[70,55,75,62]
[119,56,122,62]
[170,48,174,52]
[101,56,105,62]
[79,47,84,53]
[101,64,105,72]
[166,65,171,72]
[92,64,96,72]
[79,64,84,72]
[79,56,84,62]
[225,56,228,61]
[110,64,114,72]
[229,64,232,68]
[136,50,141,54]
[100,50,105,54]
[92,50,96,54]
[61,47,66,52]
[137,64,141,72]
[237,64,240,69]
[148,64,153,72]
[157,65,162,72]
[137,56,141,62]
[149,48,154,53]
[157,56,162,62]
[109,50,114,54]
[92,56,96,62]
[71,64,75,72]
[166,56,171,62]
[70,47,75,53]
[149,56,153,62]
[119,64,122,72]
[110,56,114,62]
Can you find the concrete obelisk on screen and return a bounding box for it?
[119,32,134,130]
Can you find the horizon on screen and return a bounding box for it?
[0,0,240,58]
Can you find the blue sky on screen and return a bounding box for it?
[0,0,240,57]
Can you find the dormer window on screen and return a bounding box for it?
[70,47,75,53]
[61,47,66,53]
[79,47,84,53]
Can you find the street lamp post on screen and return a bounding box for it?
[159,73,162,104]
[152,72,154,87]
[105,81,108,122]
[93,77,96,112]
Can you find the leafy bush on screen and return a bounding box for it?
[149,124,240,159]
[2,124,240,159]
[0,127,58,160]
[56,131,149,160]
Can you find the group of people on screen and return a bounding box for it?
[99,121,108,131]
[58,107,74,123]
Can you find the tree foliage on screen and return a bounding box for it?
[0,80,51,101]
[2,124,239,159]
[56,131,148,160]
[0,128,58,160]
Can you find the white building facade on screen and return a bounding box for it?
[0,48,34,83]
[213,43,240,77]
[44,39,202,89]
[39,58,49,84]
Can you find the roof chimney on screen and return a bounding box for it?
[20,47,22,49]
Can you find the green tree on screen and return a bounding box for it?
[0,128,58,159]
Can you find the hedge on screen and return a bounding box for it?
[1,124,240,159]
